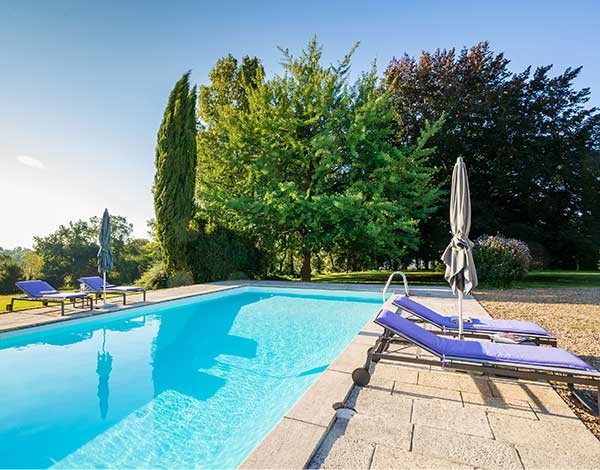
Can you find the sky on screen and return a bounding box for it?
[1,0,599,248]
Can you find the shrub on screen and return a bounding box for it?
[167,270,194,288]
[136,262,194,290]
[0,255,23,294]
[187,220,265,283]
[473,235,532,288]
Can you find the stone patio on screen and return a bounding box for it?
[309,290,600,470]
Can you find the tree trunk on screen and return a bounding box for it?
[300,250,312,282]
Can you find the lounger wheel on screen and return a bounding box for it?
[352,367,371,387]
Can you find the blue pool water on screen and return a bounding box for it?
[0,287,380,469]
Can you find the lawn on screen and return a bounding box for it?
[509,270,600,288]
[283,270,446,285]
[282,269,600,288]
[0,294,32,313]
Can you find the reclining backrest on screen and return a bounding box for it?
[393,296,452,327]
[375,309,450,357]
[79,276,106,290]
[15,280,58,297]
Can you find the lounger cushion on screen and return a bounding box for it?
[42,292,88,300]
[79,276,144,292]
[376,309,596,373]
[393,295,553,337]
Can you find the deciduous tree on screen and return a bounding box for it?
[197,39,442,280]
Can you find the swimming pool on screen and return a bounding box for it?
[0,286,380,469]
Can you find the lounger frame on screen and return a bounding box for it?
[353,323,600,415]
[6,295,93,316]
[90,288,146,305]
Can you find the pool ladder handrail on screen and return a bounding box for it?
[382,271,410,303]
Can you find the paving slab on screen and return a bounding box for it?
[460,391,539,420]
[411,397,494,438]
[418,369,493,396]
[286,370,354,427]
[240,417,326,469]
[348,386,413,422]
[341,415,413,449]
[517,444,600,469]
[412,424,522,469]
[369,361,420,388]
[310,435,375,469]
[488,412,600,456]
[393,380,463,403]
[371,446,477,470]
[328,341,373,374]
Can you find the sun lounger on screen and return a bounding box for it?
[352,308,600,414]
[7,280,92,316]
[78,276,146,305]
[392,295,557,346]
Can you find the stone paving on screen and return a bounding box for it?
[309,290,600,470]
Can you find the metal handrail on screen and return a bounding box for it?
[382,271,410,303]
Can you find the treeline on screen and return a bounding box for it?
[152,38,599,283]
[0,216,156,294]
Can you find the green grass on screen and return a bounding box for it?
[509,270,600,288]
[278,269,600,289]
[274,270,445,285]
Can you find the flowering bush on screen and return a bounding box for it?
[473,235,532,288]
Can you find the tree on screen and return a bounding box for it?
[0,255,23,294]
[383,42,600,268]
[154,71,198,272]
[33,215,152,287]
[20,251,43,280]
[197,39,442,280]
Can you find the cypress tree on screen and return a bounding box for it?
[153,72,197,272]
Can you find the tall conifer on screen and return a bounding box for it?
[153,72,197,271]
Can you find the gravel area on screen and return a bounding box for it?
[475,287,600,439]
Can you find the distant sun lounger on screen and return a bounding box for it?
[353,308,600,415]
[7,280,92,316]
[78,276,146,305]
[392,294,557,346]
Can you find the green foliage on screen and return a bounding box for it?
[473,235,532,288]
[197,38,442,281]
[33,215,155,287]
[0,255,23,294]
[154,71,198,272]
[136,261,169,290]
[20,251,43,280]
[187,218,265,283]
[135,261,193,290]
[0,246,30,264]
[384,42,600,269]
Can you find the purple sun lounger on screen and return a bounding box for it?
[393,295,557,346]
[352,309,600,414]
[78,276,146,305]
[7,280,92,316]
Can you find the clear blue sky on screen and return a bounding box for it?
[1,0,598,248]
